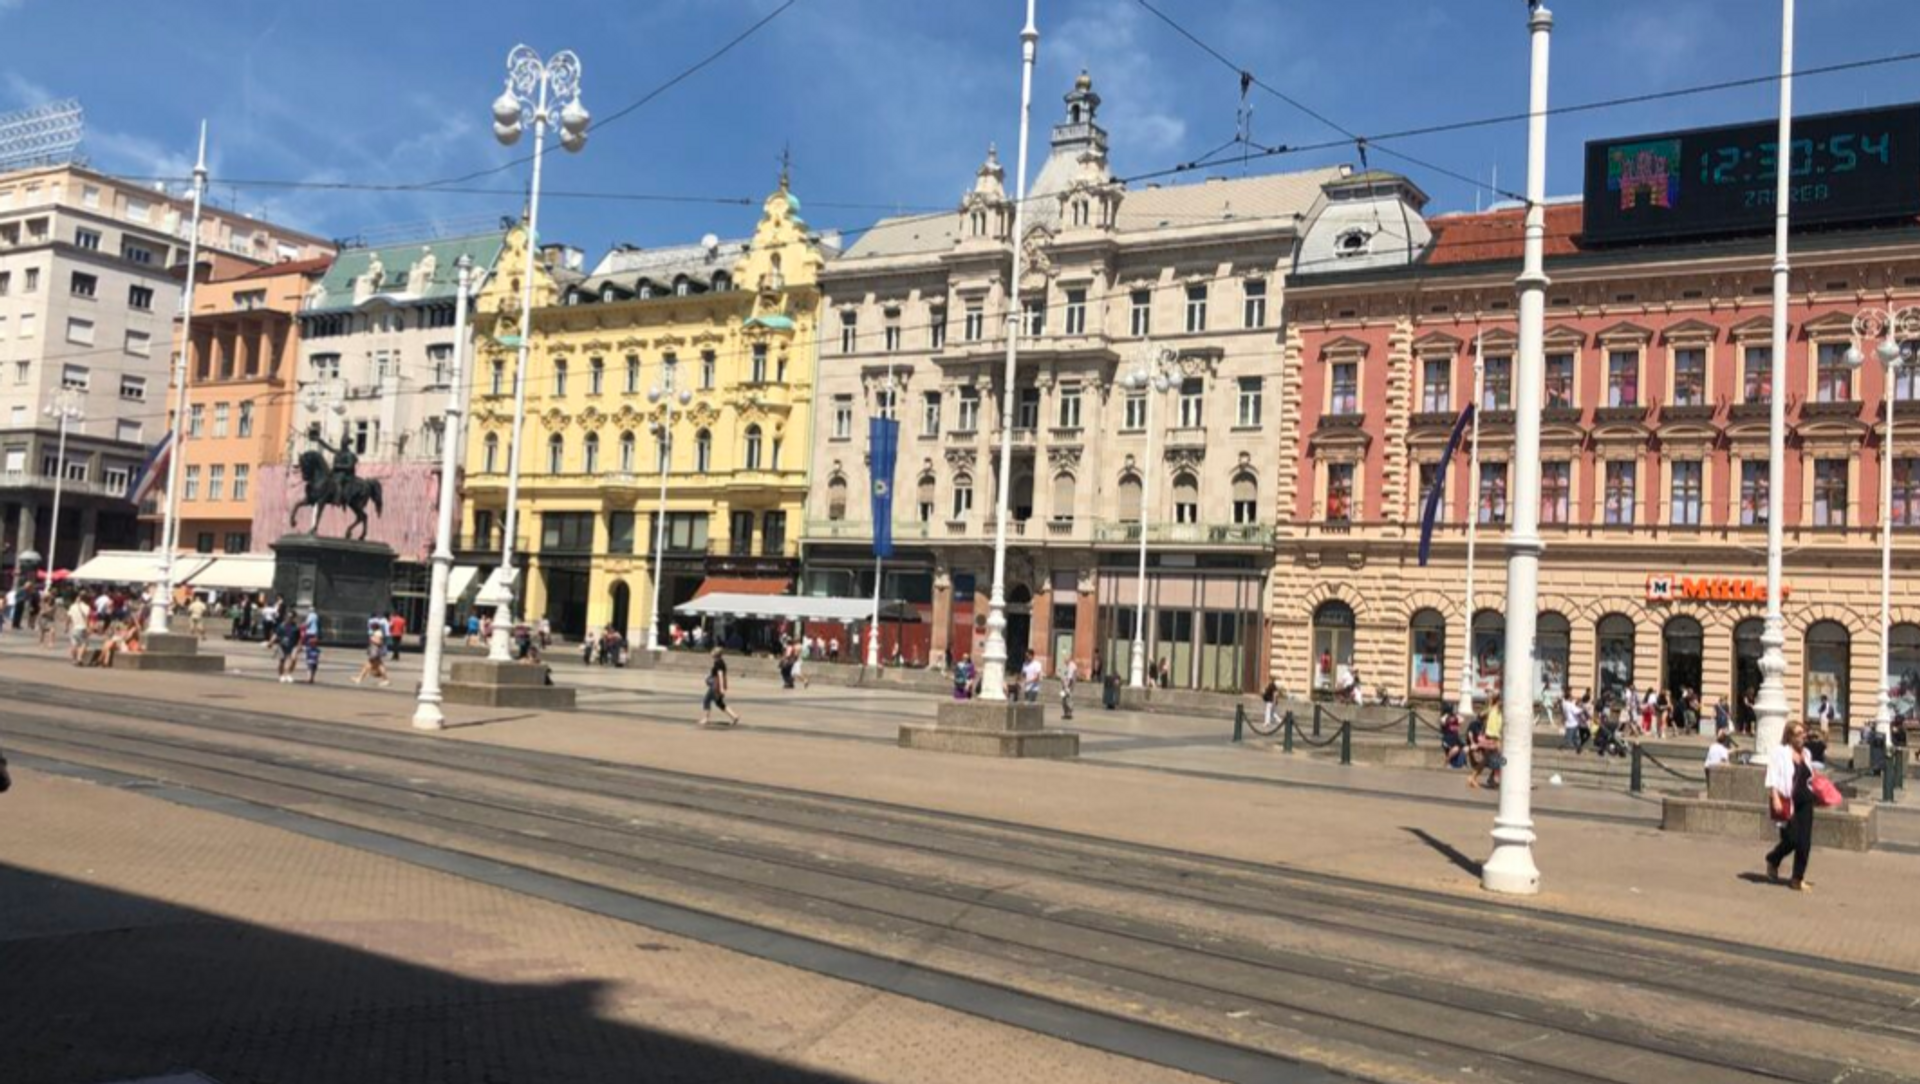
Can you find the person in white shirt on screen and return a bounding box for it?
[1020,650,1044,703]
[1059,657,1079,720]
[1705,730,1736,769]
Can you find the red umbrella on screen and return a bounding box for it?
[36,569,70,582]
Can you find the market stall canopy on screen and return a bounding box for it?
[449,566,482,600]
[674,593,920,623]
[185,554,276,592]
[70,551,211,586]
[690,576,791,600]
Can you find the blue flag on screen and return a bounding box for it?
[869,415,900,558]
[1417,403,1475,567]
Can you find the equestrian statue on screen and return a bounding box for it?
[290,429,384,540]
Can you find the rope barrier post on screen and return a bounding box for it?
[1885,755,1897,804]
[1313,702,1323,738]
[1630,744,1643,794]
[1406,708,1417,747]
[1283,711,1294,754]
[1340,722,1352,766]
[1233,702,1245,743]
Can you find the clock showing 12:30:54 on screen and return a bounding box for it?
[1699,133,1893,186]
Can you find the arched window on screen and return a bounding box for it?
[1172,471,1199,525]
[1231,472,1258,525]
[1409,608,1446,699]
[601,284,616,303]
[1891,624,1920,719]
[1050,472,1076,523]
[1011,472,1034,521]
[827,477,848,521]
[589,357,605,395]
[952,473,974,519]
[1312,600,1356,693]
[916,473,936,522]
[711,271,730,291]
[1805,620,1851,727]
[483,432,499,473]
[619,430,636,472]
[1663,615,1705,710]
[1117,473,1143,524]
[695,428,712,473]
[1536,611,1570,703]
[553,358,568,397]
[582,431,600,473]
[1472,609,1506,701]
[1597,613,1636,705]
[744,424,764,470]
[546,433,564,474]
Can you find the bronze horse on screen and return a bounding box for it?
[290,450,384,540]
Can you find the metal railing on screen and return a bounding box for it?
[1090,520,1273,546]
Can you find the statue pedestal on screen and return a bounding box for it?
[119,632,225,673]
[442,659,577,709]
[272,534,397,645]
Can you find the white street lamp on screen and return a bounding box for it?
[976,0,1040,703]
[149,122,210,634]
[479,45,588,664]
[1846,306,1920,748]
[43,393,83,575]
[644,368,691,654]
[1121,344,1174,690]
[414,254,478,731]
[1754,0,1798,757]
[1457,333,1487,725]
[1483,0,1553,897]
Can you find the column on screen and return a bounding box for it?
[15,502,36,560]
[1074,564,1098,675]
[930,566,952,669]
[1029,568,1054,673]
[79,506,99,565]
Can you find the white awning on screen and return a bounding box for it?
[70,551,211,586]
[674,593,919,622]
[449,565,481,600]
[185,554,276,592]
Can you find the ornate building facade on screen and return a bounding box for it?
[802,73,1421,690]
[460,178,825,641]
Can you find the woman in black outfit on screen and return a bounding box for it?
[1764,723,1818,891]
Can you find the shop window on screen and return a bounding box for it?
[1471,610,1505,703]
[1536,612,1570,704]
[1804,621,1850,728]
[1734,618,1766,731]
[1672,348,1707,407]
[1815,343,1853,403]
[1409,609,1446,701]
[1540,461,1570,524]
[1743,345,1772,403]
[1812,459,1849,526]
[1312,600,1356,695]
[1478,462,1508,525]
[1597,613,1636,707]
[1544,353,1574,409]
[1482,356,1512,410]
[1663,615,1705,708]
[1889,624,1920,720]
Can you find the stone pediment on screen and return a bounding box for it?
[1412,329,1463,352]
[1318,335,1369,361]
[1542,325,1588,348]
[1661,318,1719,343]
[1596,320,1653,344]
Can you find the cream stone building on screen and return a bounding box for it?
[802,73,1423,691]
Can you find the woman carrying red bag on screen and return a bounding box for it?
[1764,723,1838,892]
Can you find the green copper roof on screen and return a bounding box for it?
[305,232,508,313]
[745,314,796,331]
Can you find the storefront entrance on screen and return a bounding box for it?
[609,580,631,636]
[1663,615,1704,709]
[1733,617,1765,732]
[1312,601,1355,695]
[1597,614,1636,708]
[542,564,590,641]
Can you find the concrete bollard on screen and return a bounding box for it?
[1283,712,1295,754]
[1339,723,1352,765]
[1630,744,1644,794]
[1233,703,1246,743]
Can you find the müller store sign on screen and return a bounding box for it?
[1645,574,1792,604]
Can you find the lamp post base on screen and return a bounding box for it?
[441,659,575,709]
[1481,830,1541,895]
[901,699,1078,759]
[411,697,446,731]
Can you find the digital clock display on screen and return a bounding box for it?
[1582,103,1920,245]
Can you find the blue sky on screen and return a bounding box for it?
[7,0,1920,253]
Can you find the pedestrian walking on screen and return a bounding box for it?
[1561,689,1584,753]
[536,616,552,649]
[952,653,975,700]
[465,613,482,646]
[1059,656,1079,720]
[1020,650,1043,703]
[65,594,90,664]
[699,647,741,727]
[790,639,809,689]
[1261,678,1281,733]
[778,639,797,689]
[387,610,406,658]
[187,594,208,639]
[353,627,390,686]
[302,630,323,684]
[1765,723,1822,891]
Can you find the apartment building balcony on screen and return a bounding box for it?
[724,468,806,493]
[0,472,132,501]
[990,425,1040,448]
[801,518,934,542]
[1090,519,1274,548]
[1163,425,1208,451]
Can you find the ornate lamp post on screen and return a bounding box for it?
[42,391,83,574]
[150,123,209,633]
[1121,344,1175,689]
[1754,0,1798,756]
[1847,305,1920,746]
[645,364,691,653]
[1457,333,1487,725]
[414,254,477,731]
[478,45,589,663]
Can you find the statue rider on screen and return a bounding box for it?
[309,426,359,501]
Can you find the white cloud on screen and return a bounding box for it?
[3,71,51,108]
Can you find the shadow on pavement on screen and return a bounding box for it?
[0,862,860,1084]
[1402,826,1484,879]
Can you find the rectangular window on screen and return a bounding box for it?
[1014,386,1040,430]
[1607,350,1639,407]
[1670,460,1703,525]
[116,420,140,443]
[751,343,769,382]
[1816,342,1854,403]
[1604,461,1636,525]
[212,402,229,438]
[1236,377,1263,427]
[1813,459,1849,526]
[20,311,34,338]
[701,350,715,389]
[1184,283,1207,333]
[1178,377,1204,428]
[621,355,639,394]
[188,404,204,438]
[184,464,200,500]
[224,532,249,554]
[964,303,985,342]
[123,243,155,266]
[429,345,455,387]
[762,511,787,556]
[352,419,377,456]
[60,363,88,390]
[1545,353,1574,409]
[24,268,39,292]
[0,271,8,295]
[1894,459,1920,526]
[540,512,596,552]
[125,330,151,357]
[70,271,97,298]
[929,306,946,350]
[233,464,249,501]
[1329,362,1358,415]
[238,401,253,437]
[1129,289,1151,337]
[81,185,100,209]
[1064,288,1087,335]
[12,361,24,384]
[921,392,941,436]
[952,478,974,519]
[104,465,130,492]
[607,511,636,555]
[62,458,86,483]
[1021,296,1044,338]
[119,374,145,401]
[1421,359,1451,413]
[1744,346,1773,403]
[875,388,897,419]
[75,227,101,251]
[1741,461,1770,525]
[1326,463,1354,522]
[1057,385,1082,429]
[840,310,857,354]
[1541,461,1571,524]
[1478,462,1509,524]
[65,317,93,345]
[1672,348,1707,407]
[956,387,980,431]
[127,198,151,223]
[832,396,852,440]
[1483,356,1513,410]
[729,510,756,557]
[208,464,225,501]
[1123,390,1147,431]
[553,361,568,397]
[1243,279,1267,328]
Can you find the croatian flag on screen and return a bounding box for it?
[868,415,900,558]
[1417,403,1475,567]
[127,432,172,505]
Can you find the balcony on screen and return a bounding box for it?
[1045,518,1076,538]
[991,426,1039,448]
[801,519,933,542]
[982,515,1030,537]
[1163,425,1208,451]
[1091,520,1273,547]
[0,472,129,500]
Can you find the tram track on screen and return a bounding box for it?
[2,683,1914,1083]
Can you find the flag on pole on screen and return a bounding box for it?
[868,415,900,558]
[1417,403,1475,567]
[127,431,172,505]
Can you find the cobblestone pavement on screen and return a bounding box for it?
[0,767,1212,1084]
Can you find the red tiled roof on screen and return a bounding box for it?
[691,576,792,600]
[1423,202,1585,267]
[230,255,335,281]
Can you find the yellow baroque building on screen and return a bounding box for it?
[461,178,825,642]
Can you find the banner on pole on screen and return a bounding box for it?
[868,416,900,558]
[1417,403,1475,567]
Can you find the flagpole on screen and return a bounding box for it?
[1459,331,1485,724]
[1753,0,1795,756]
[150,121,208,634]
[867,356,897,670]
